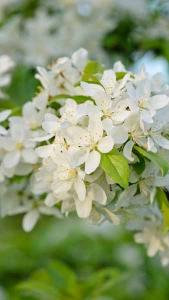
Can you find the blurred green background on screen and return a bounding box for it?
[1,217,169,300]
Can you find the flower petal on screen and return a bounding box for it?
[3,151,20,168]
[153,135,169,150]
[123,140,134,161]
[22,209,39,232]
[91,183,107,205]
[74,178,86,202]
[81,82,108,107]
[0,125,7,135]
[22,149,38,164]
[0,110,11,122]
[75,195,92,218]
[97,136,114,153]
[88,114,103,143]
[35,145,54,158]
[150,95,169,110]
[85,150,100,174]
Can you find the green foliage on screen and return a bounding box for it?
[101,149,129,188]
[133,153,145,175]
[49,95,93,109]
[156,188,169,232]
[81,60,104,83]
[116,72,127,80]
[0,217,169,300]
[6,65,38,106]
[134,146,169,176]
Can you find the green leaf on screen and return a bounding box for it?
[81,60,104,83]
[156,188,169,232]
[48,95,93,109]
[101,149,129,188]
[6,65,38,106]
[134,146,169,176]
[115,72,126,80]
[133,153,145,175]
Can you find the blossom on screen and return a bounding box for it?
[63,114,114,174]
[1,49,169,267]
[1,117,38,172]
[126,79,169,128]
[35,48,88,96]
[81,70,130,123]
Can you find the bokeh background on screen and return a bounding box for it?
[1,0,169,299]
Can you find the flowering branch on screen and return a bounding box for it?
[1,49,169,265]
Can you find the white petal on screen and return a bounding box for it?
[85,150,100,174]
[35,145,53,158]
[42,113,59,134]
[150,95,169,110]
[148,237,161,257]
[147,137,157,152]
[75,195,92,218]
[74,178,86,202]
[100,70,116,94]
[111,126,128,144]
[10,118,25,141]
[123,140,134,161]
[69,148,89,167]
[0,110,11,122]
[23,102,35,118]
[140,110,153,124]
[81,82,108,106]
[52,181,72,194]
[32,133,54,142]
[88,114,103,143]
[22,209,39,232]
[126,82,138,112]
[71,48,88,71]
[3,151,20,168]
[98,136,114,153]
[0,125,7,135]
[153,135,169,150]
[45,193,57,207]
[64,126,90,147]
[22,149,38,164]
[15,163,33,175]
[91,183,107,205]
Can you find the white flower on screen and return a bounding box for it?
[22,90,48,130]
[126,79,169,128]
[35,48,88,96]
[64,114,114,174]
[74,183,107,218]
[135,227,165,257]
[1,117,38,170]
[81,71,130,123]
[50,162,86,202]
[22,202,62,232]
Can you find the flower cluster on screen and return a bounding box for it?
[1,48,169,266]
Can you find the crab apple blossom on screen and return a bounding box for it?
[1,49,169,267]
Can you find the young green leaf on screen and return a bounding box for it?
[115,72,126,80]
[156,188,169,232]
[101,150,129,188]
[81,60,104,83]
[134,146,169,176]
[48,95,93,108]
